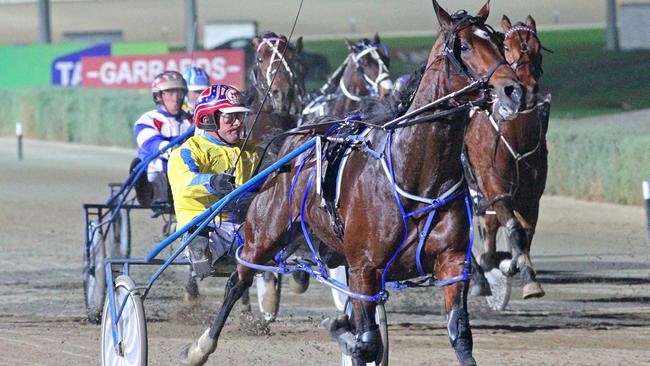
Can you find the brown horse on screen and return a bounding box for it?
[245,31,306,161]
[301,33,392,121]
[179,2,523,365]
[240,32,309,319]
[465,15,550,300]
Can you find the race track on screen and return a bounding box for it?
[1,137,649,365]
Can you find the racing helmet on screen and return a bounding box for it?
[151,71,188,104]
[181,67,210,92]
[194,84,250,131]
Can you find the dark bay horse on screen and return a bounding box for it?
[245,31,307,161]
[242,32,309,319]
[179,2,523,365]
[301,33,392,120]
[465,15,550,299]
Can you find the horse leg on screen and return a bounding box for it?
[323,268,382,364]
[468,252,491,297]
[491,200,525,276]
[179,225,286,366]
[514,209,545,299]
[478,214,499,270]
[256,271,282,321]
[493,200,543,298]
[184,270,200,302]
[437,253,476,366]
[178,268,254,366]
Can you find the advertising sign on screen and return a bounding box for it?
[51,44,111,87]
[0,42,167,89]
[81,49,245,89]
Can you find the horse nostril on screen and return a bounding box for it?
[504,84,522,104]
[271,89,282,98]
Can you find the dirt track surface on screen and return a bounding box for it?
[1,137,649,365]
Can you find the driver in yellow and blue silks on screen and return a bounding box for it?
[168,84,257,279]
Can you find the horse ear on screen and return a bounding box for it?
[295,36,303,53]
[345,38,355,51]
[432,0,452,30]
[373,32,381,44]
[476,0,490,23]
[252,37,261,50]
[501,14,512,32]
[526,15,537,32]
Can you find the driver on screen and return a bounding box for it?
[181,66,211,114]
[132,71,193,207]
[167,84,257,279]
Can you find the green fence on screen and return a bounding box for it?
[0,88,149,147]
[546,118,650,205]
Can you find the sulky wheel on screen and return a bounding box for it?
[341,300,389,366]
[83,221,106,324]
[101,275,147,366]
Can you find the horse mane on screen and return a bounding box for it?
[358,63,426,125]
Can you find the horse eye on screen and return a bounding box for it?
[257,57,263,63]
[503,45,510,52]
[460,42,470,52]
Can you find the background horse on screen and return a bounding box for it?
[245,31,307,161]
[241,31,309,319]
[179,2,523,365]
[301,34,392,120]
[465,15,550,299]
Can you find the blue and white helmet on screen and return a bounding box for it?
[181,67,210,92]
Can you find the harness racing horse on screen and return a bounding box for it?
[246,31,307,161]
[301,33,392,120]
[178,2,523,365]
[465,15,550,301]
[243,32,310,319]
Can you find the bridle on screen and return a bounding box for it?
[250,36,304,114]
[339,41,391,101]
[503,25,545,84]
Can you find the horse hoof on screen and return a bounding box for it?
[522,281,545,299]
[458,356,478,366]
[289,271,310,294]
[469,281,491,297]
[178,329,216,366]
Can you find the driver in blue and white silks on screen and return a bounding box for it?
[132,71,193,206]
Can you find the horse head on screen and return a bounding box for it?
[341,34,392,99]
[422,0,523,121]
[251,32,305,116]
[501,15,543,108]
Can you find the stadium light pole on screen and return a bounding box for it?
[606,0,619,51]
[185,0,197,53]
[38,0,51,43]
